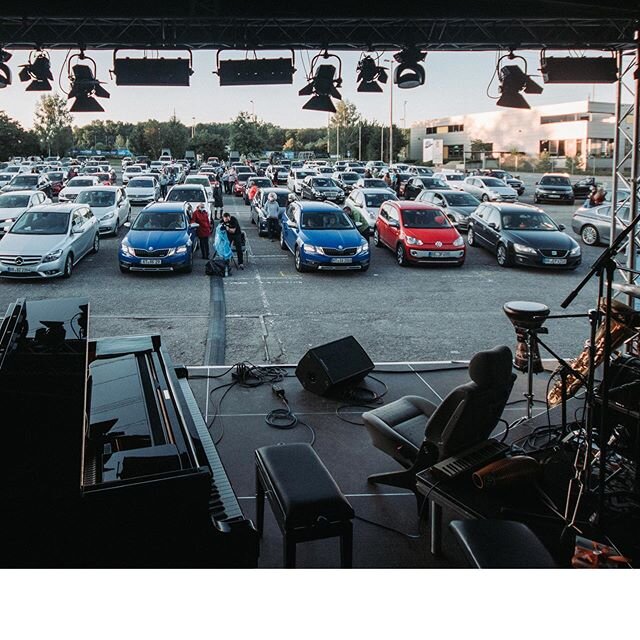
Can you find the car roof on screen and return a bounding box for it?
[297,201,344,213]
[169,184,204,190]
[79,185,121,192]
[29,203,85,213]
[354,187,395,194]
[0,189,42,196]
[391,200,441,210]
[140,203,188,213]
[486,203,544,213]
[541,172,570,177]
[260,187,289,193]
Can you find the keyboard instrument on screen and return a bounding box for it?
[429,439,510,479]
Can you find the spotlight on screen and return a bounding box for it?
[18,49,53,91]
[356,54,388,93]
[393,47,426,89]
[0,48,11,89]
[496,53,543,109]
[67,52,110,112]
[299,51,342,113]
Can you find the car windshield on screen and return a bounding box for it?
[11,210,69,234]
[401,209,451,229]
[10,176,38,186]
[269,193,289,207]
[132,211,186,231]
[295,171,315,179]
[126,167,142,173]
[365,193,397,207]
[311,178,337,188]
[414,167,432,175]
[186,177,209,186]
[128,179,155,188]
[76,191,116,207]
[540,176,571,186]
[0,194,30,208]
[167,188,200,201]
[502,211,558,231]
[443,192,479,206]
[69,179,95,187]
[445,174,464,181]
[341,173,359,181]
[47,173,64,181]
[424,178,449,189]
[252,179,272,187]
[362,179,387,188]
[301,211,354,230]
[482,178,507,187]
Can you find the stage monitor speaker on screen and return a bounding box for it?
[295,336,374,397]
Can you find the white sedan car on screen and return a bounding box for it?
[59,176,101,202]
[431,171,466,190]
[125,177,161,206]
[460,176,518,202]
[287,169,317,194]
[183,175,214,203]
[75,186,131,235]
[0,190,51,234]
[122,165,144,185]
[164,184,208,214]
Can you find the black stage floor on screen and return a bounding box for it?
[186,360,558,568]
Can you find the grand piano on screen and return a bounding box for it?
[0,296,258,568]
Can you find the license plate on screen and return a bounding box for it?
[331,257,352,264]
[548,194,560,198]
[141,259,162,265]
[6,266,31,272]
[429,251,448,257]
[543,258,567,265]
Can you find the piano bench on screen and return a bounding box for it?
[255,443,354,568]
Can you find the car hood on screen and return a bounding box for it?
[487,186,517,195]
[506,229,576,249]
[403,227,461,243]
[2,185,38,192]
[449,206,477,217]
[0,233,67,254]
[90,204,118,219]
[0,206,28,221]
[537,184,572,191]
[300,228,364,247]
[61,186,92,195]
[125,229,189,249]
[313,186,342,193]
[126,186,156,194]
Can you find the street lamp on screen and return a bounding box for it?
[191,117,195,138]
[250,100,255,120]
[383,58,394,166]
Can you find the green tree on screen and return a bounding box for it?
[329,100,362,158]
[191,130,227,160]
[33,93,74,156]
[159,116,189,158]
[230,112,263,156]
[0,111,28,158]
[535,151,553,172]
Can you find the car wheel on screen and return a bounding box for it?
[251,214,256,225]
[568,199,575,206]
[294,246,307,272]
[361,263,370,272]
[373,227,382,247]
[63,254,73,278]
[481,194,490,202]
[581,225,600,246]
[467,226,476,246]
[183,251,193,273]
[90,233,100,254]
[396,243,408,267]
[534,196,540,204]
[496,243,512,267]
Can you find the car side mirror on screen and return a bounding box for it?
[123,221,131,228]
[558,223,566,231]
[389,220,399,228]
[488,222,498,230]
[535,181,539,185]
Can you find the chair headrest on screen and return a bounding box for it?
[468,345,513,387]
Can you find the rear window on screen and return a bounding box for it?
[540,175,571,186]
[167,188,201,201]
[69,179,95,187]
[482,178,507,187]
[401,209,451,229]
[128,179,154,188]
[365,193,397,207]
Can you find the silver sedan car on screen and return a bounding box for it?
[0,203,99,278]
[571,202,632,246]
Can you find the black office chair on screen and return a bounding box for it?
[361,345,516,501]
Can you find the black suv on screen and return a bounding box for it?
[534,173,575,205]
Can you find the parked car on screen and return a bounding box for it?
[244,177,273,204]
[460,176,518,202]
[571,201,633,246]
[125,177,161,206]
[300,176,345,203]
[355,178,393,191]
[119,203,198,274]
[232,172,257,198]
[58,176,101,202]
[279,200,370,272]
[1,172,52,197]
[431,171,466,190]
[122,165,144,185]
[76,186,131,235]
[408,166,434,177]
[266,165,288,185]
[332,171,360,194]
[0,202,99,278]
[481,169,525,195]
[288,169,318,194]
[45,171,67,196]
[251,187,290,236]
[416,189,480,231]
[0,190,51,234]
[183,174,215,203]
[467,202,581,269]
[534,173,575,205]
[373,200,465,267]
[572,176,599,200]
[164,184,207,214]
[344,188,398,236]
[402,176,451,200]
[0,172,18,189]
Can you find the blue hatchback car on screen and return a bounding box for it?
[119,202,198,273]
[280,201,370,272]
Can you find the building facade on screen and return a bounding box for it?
[409,100,631,171]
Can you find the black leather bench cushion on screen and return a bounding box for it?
[449,520,556,568]
[256,443,354,529]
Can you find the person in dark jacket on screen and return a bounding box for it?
[192,203,212,259]
[221,211,244,269]
[211,179,224,220]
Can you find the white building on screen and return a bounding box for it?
[409,100,631,171]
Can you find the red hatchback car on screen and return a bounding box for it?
[373,200,466,266]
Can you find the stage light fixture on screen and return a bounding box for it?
[540,54,618,84]
[298,51,342,113]
[67,52,110,112]
[356,54,388,93]
[0,48,11,89]
[393,47,426,89]
[18,49,53,91]
[112,50,194,86]
[496,53,543,109]
[216,51,296,85]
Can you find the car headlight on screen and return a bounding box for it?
[453,236,465,247]
[302,243,318,254]
[570,245,581,256]
[405,236,423,246]
[120,243,135,256]
[513,243,537,255]
[42,249,64,263]
[175,245,188,254]
[102,211,116,219]
[358,242,370,254]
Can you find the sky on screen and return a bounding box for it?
[0,48,619,131]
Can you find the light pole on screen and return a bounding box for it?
[402,100,407,129]
[384,58,394,166]
[191,117,195,138]
[250,100,255,120]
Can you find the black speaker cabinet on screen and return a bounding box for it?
[295,336,374,397]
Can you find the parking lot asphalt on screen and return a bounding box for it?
[0,171,605,368]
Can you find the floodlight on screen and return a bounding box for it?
[540,54,617,84]
[299,52,342,112]
[393,47,426,89]
[496,53,543,109]
[67,52,110,112]
[19,50,53,91]
[0,48,11,88]
[216,51,296,85]
[357,54,388,93]
[112,49,194,86]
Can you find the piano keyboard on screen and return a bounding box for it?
[430,439,510,479]
[177,377,245,524]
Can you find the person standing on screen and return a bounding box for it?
[159,170,168,198]
[264,191,281,241]
[222,168,230,194]
[589,186,606,207]
[212,178,224,220]
[227,168,237,196]
[192,203,212,259]
[221,211,244,269]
